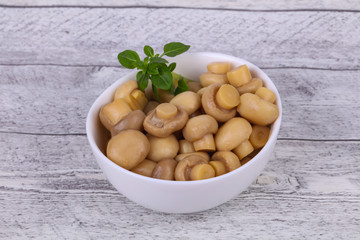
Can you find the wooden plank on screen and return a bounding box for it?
[0,8,359,69]
[1,2,359,239]
[0,133,97,172]
[0,65,125,135]
[0,0,359,11]
[0,134,359,194]
[0,134,359,239]
[0,191,359,239]
[1,65,359,139]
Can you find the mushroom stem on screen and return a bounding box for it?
[209,161,227,176]
[201,84,236,122]
[232,140,254,160]
[179,140,195,154]
[215,84,240,110]
[156,103,178,119]
[193,133,216,152]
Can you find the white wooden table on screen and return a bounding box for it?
[1,1,359,239]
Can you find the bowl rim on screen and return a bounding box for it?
[86,51,282,186]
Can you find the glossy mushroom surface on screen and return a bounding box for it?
[175,155,209,181]
[211,151,241,172]
[99,60,280,182]
[152,158,177,180]
[170,91,201,115]
[201,84,236,122]
[215,117,252,151]
[143,103,188,138]
[237,93,279,126]
[110,110,145,137]
[182,115,218,142]
[106,130,150,170]
[147,134,179,162]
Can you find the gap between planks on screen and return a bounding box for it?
[0,4,360,13]
[1,188,359,200]
[0,131,359,142]
[0,63,359,72]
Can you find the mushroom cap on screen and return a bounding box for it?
[106,130,150,170]
[202,83,236,122]
[170,91,201,115]
[207,62,232,74]
[174,154,209,181]
[237,93,279,126]
[146,134,179,162]
[237,78,263,95]
[182,114,218,142]
[110,110,146,137]
[190,163,215,180]
[131,159,157,177]
[114,80,138,100]
[211,151,241,172]
[152,158,177,180]
[143,104,188,138]
[215,117,252,151]
[175,152,210,162]
[99,98,132,131]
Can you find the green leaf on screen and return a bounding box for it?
[152,84,160,102]
[168,62,176,72]
[147,63,159,75]
[150,57,168,64]
[118,50,140,69]
[148,62,168,73]
[154,62,168,70]
[144,45,154,57]
[135,61,146,70]
[174,77,189,95]
[150,68,173,90]
[136,71,149,91]
[163,42,190,57]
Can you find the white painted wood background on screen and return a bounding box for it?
[0,1,359,239]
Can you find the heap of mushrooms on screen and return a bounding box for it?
[100,61,279,181]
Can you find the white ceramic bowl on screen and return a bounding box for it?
[86,52,282,213]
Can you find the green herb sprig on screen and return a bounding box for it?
[117,42,190,98]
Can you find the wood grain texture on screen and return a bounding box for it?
[0,65,123,135]
[0,8,359,69]
[1,2,360,239]
[1,191,359,239]
[1,134,359,239]
[1,65,359,140]
[1,134,359,193]
[1,0,360,11]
